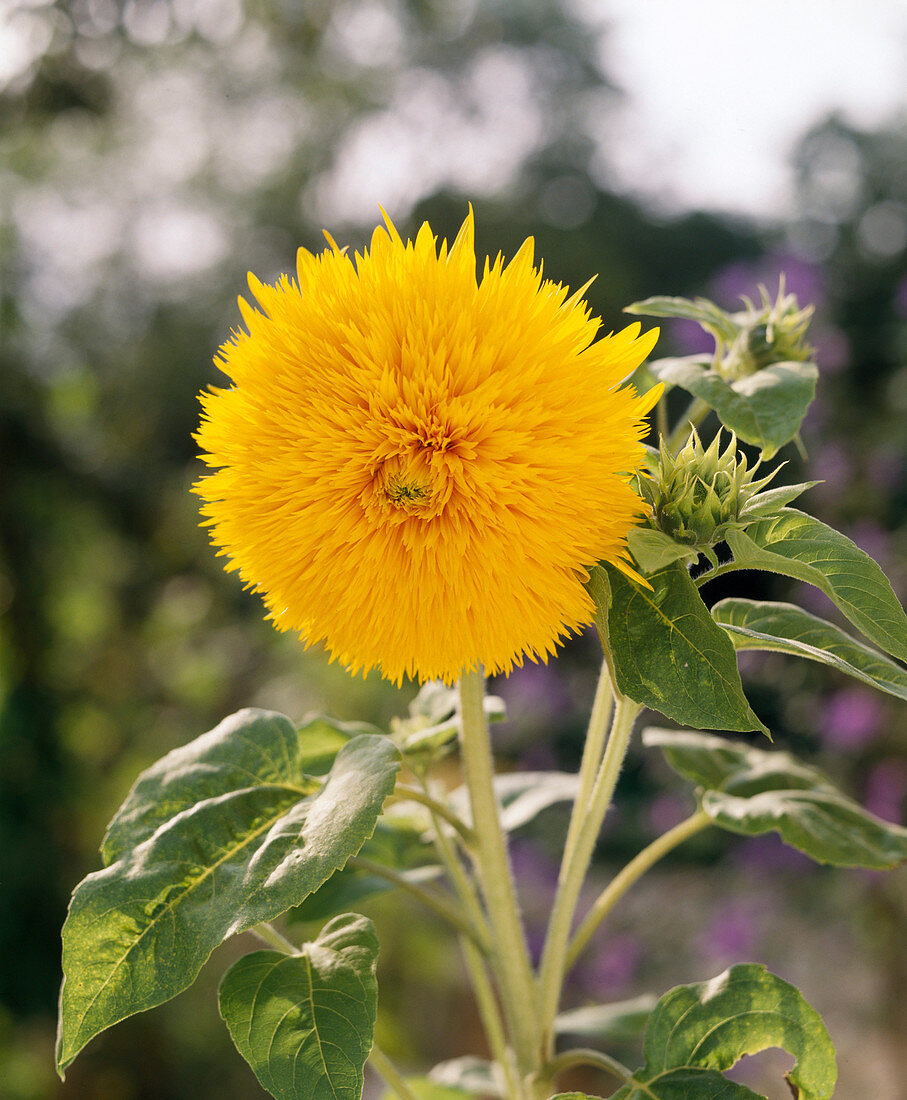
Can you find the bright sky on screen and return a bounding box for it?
[588,0,907,216]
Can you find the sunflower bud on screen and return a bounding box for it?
[639,429,783,551]
[721,277,814,379]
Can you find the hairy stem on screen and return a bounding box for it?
[458,667,541,1091]
[567,810,713,967]
[418,782,515,1093]
[536,692,642,1055]
[667,395,711,452]
[561,659,613,873]
[369,1045,421,1100]
[460,935,520,1099]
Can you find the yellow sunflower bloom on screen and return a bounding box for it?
[194,209,660,684]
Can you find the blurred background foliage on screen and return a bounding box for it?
[1,1,905,1097]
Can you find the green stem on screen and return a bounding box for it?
[536,692,641,1055]
[567,810,712,967]
[542,1047,636,1089]
[251,922,298,954]
[460,936,519,1098]
[561,659,612,872]
[419,781,517,1098]
[458,667,541,1088]
[667,395,711,452]
[656,389,669,441]
[389,785,476,847]
[350,856,487,950]
[369,1045,421,1100]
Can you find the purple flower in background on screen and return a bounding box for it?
[809,442,853,503]
[494,662,574,746]
[647,792,691,838]
[864,761,907,825]
[583,931,641,997]
[810,327,849,374]
[867,445,905,494]
[698,902,759,968]
[710,254,823,311]
[669,317,714,356]
[819,687,884,751]
[734,834,814,875]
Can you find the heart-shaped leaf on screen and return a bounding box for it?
[712,598,907,701]
[649,357,817,459]
[57,711,399,1075]
[610,964,836,1100]
[219,913,379,1100]
[726,510,907,663]
[644,727,907,869]
[604,564,767,734]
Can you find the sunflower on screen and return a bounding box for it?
[194,209,660,684]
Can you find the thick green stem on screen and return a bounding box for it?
[458,667,541,1090]
[567,810,712,967]
[536,692,641,1055]
[561,659,612,873]
[417,783,516,1094]
[460,936,519,1099]
[369,1045,421,1100]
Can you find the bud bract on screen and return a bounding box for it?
[721,277,815,379]
[639,430,782,551]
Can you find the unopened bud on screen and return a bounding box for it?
[721,277,814,379]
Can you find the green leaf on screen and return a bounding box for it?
[726,510,907,663]
[450,772,580,834]
[605,564,767,734]
[218,913,378,1100]
[713,598,907,701]
[429,1056,505,1097]
[608,1071,763,1099]
[625,296,739,341]
[57,713,399,1075]
[386,1081,474,1100]
[393,680,505,756]
[611,964,836,1100]
[102,709,372,863]
[292,815,441,923]
[627,527,699,574]
[644,727,907,869]
[648,358,817,459]
[555,995,657,1046]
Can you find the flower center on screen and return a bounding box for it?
[384,473,433,513]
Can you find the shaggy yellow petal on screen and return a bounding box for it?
[194,209,660,684]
